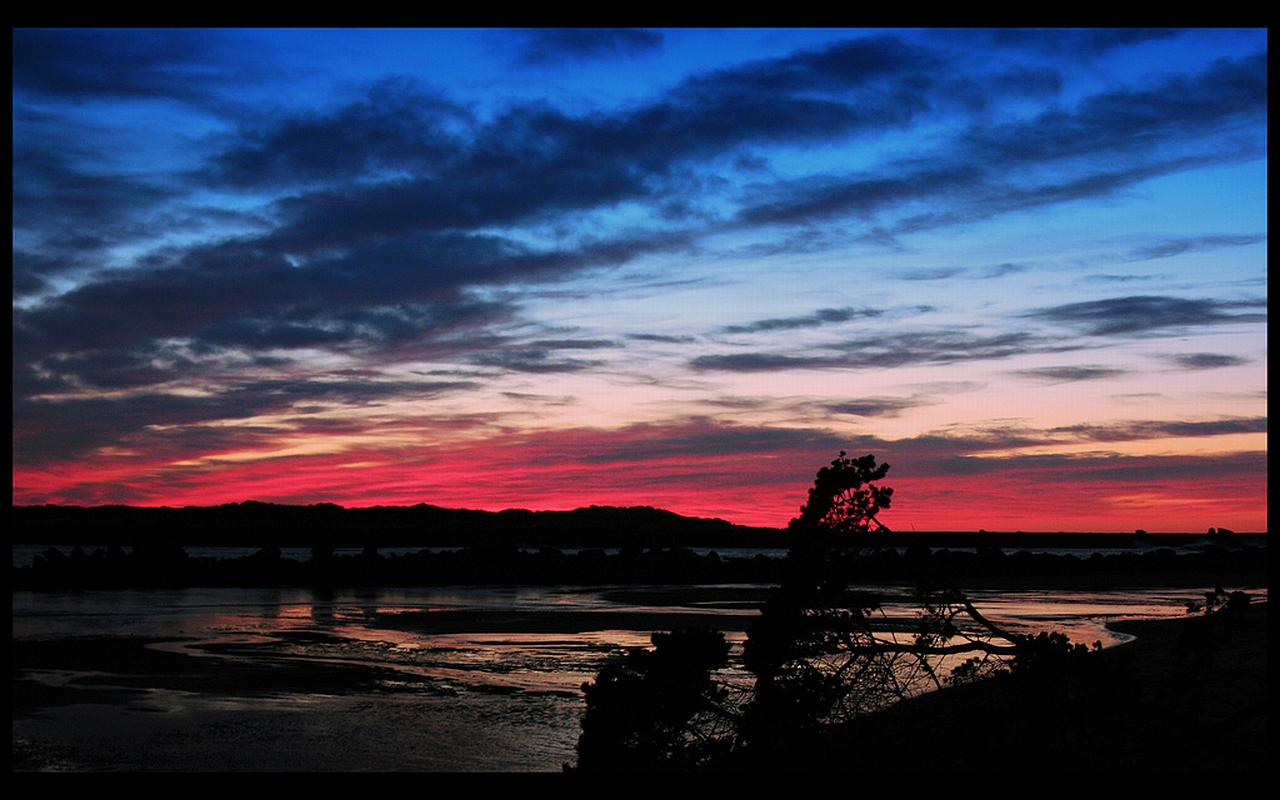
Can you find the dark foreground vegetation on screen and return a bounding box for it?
[11,498,1266,592]
[735,597,1268,772]
[565,454,1267,772]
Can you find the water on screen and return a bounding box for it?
[12,582,1266,772]
[16,537,1264,569]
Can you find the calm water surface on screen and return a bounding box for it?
[12,582,1266,772]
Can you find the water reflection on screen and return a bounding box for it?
[13,582,1266,771]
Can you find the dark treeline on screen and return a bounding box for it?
[13,536,1266,592]
[11,501,1263,550]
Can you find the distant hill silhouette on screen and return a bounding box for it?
[12,501,1264,550]
[12,502,779,549]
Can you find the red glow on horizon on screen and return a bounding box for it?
[12,434,1269,533]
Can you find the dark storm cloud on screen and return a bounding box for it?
[24,34,1260,325]
[1083,273,1152,284]
[697,396,775,410]
[470,351,605,374]
[982,263,1027,279]
[960,52,1266,165]
[260,162,643,253]
[13,249,70,298]
[232,376,482,403]
[13,373,483,468]
[823,397,930,418]
[688,353,822,372]
[720,307,883,334]
[733,51,1266,231]
[526,338,621,351]
[566,417,841,466]
[204,34,1052,254]
[982,63,1261,220]
[12,28,239,101]
[880,153,1256,240]
[13,391,263,468]
[823,330,1070,367]
[27,347,201,391]
[514,29,664,65]
[207,78,475,189]
[973,28,1184,58]
[21,34,1266,282]
[1052,417,1266,442]
[12,219,696,402]
[14,294,519,412]
[501,392,576,405]
[549,411,1264,480]
[864,415,1269,466]
[627,333,698,344]
[736,166,984,228]
[12,31,1267,432]
[899,447,1269,491]
[13,232,532,357]
[12,145,182,261]
[696,394,933,420]
[1128,234,1266,261]
[1026,296,1268,336]
[194,301,518,353]
[1164,353,1250,370]
[244,35,962,252]
[679,34,1061,118]
[690,331,1073,372]
[1012,365,1130,382]
[680,34,942,96]
[900,267,964,281]
[462,334,622,374]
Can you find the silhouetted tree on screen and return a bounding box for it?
[572,452,1094,771]
[741,454,1062,751]
[740,453,903,744]
[791,451,893,536]
[572,627,737,772]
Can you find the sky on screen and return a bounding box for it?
[12,28,1268,532]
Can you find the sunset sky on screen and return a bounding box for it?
[13,28,1267,532]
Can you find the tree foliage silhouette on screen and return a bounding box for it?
[571,627,736,772]
[572,452,1088,771]
[792,451,893,536]
[742,453,910,745]
[780,452,893,591]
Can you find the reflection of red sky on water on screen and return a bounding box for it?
[14,426,1267,533]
